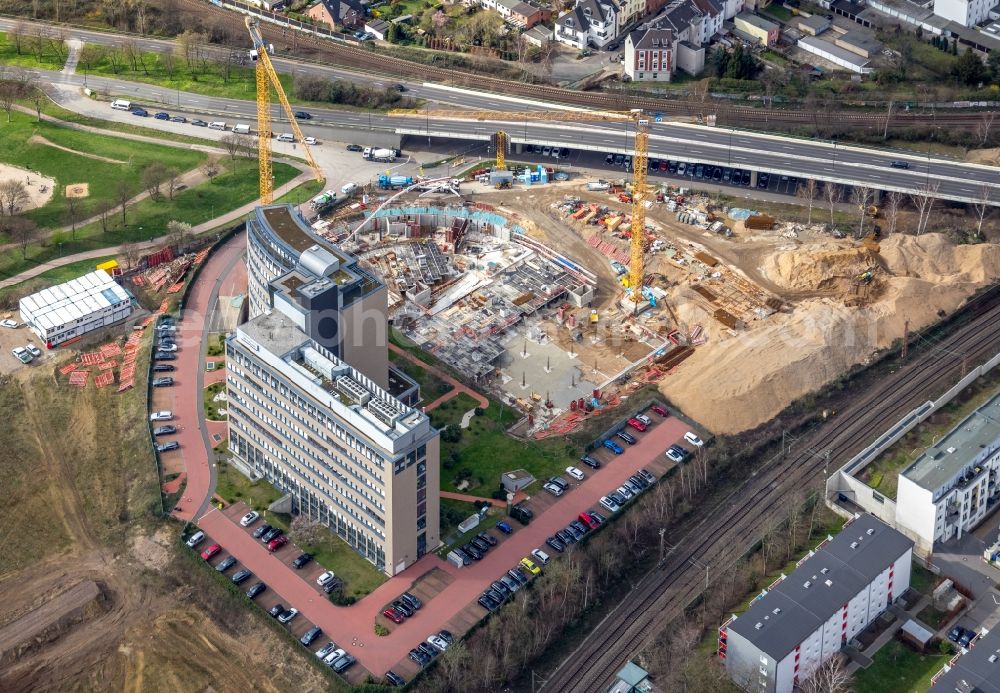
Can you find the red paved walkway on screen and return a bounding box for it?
[440,490,507,507]
[389,344,489,411]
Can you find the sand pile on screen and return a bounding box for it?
[664,233,1000,434]
[761,242,876,293]
[0,163,55,213]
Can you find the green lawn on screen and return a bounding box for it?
[762,4,792,21]
[0,31,68,70]
[428,392,480,429]
[917,604,948,629]
[204,381,227,421]
[216,460,285,511]
[273,178,326,206]
[854,640,948,693]
[911,563,937,595]
[438,499,502,553]
[0,158,299,281]
[0,108,205,232]
[389,349,454,403]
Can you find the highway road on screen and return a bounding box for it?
[5,17,998,203]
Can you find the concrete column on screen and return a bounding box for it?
[514,142,523,154]
[750,170,758,187]
[873,189,882,203]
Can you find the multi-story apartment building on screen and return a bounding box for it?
[895,391,1000,556]
[721,514,912,693]
[555,0,619,49]
[624,26,675,80]
[934,0,992,27]
[929,625,997,691]
[228,204,435,576]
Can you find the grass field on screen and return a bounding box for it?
[214,461,386,598]
[0,255,113,306]
[0,109,205,232]
[204,381,227,421]
[0,31,67,70]
[389,349,454,403]
[853,640,947,693]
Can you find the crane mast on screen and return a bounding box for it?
[245,17,322,203]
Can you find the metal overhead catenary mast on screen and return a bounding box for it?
[392,108,651,295]
[245,17,323,203]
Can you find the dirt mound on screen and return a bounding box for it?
[879,233,1000,284]
[760,242,878,293]
[667,234,1000,434]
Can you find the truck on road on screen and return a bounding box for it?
[378,175,413,189]
[364,147,396,162]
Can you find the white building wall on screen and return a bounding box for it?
[723,0,743,19]
[895,478,937,555]
[934,0,992,26]
[774,650,796,693]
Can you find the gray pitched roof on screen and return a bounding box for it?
[727,514,913,660]
[628,26,674,50]
[652,0,703,32]
[929,626,1000,693]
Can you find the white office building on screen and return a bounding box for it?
[720,514,913,693]
[934,0,992,27]
[895,392,1000,556]
[19,269,133,348]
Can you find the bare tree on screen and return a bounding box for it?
[884,190,904,236]
[26,28,45,61]
[797,178,819,225]
[220,133,244,166]
[9,21,26,55]
[0,179,31,216]
[0,78,23,123]
[973,183,993,241]
[799,654,853,693]
[116,178,133,227]
[142,162,170,199]
[27,78,46,122]
[105,46,125,75]
[77,45,106,74]
[202,159,221,180]
[120,240,140,269]
[824,182,843,228]
[49,29,69,64]
[161,51,177,79]
[4,217,38,259]
[882,99,895,140]
[910,180,939,235]
[977,111,996,147]
[94,199,114,233]
[65,194,82,238]
[122,38,147,74]
[166,220,193,251]
[165,168,182,200]
[850,185,874,238]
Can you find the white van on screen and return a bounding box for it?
[232,123,251,135]
[111,99,132,111]
[208,121,227,131]
[276,133,295,142]
[340,182,358,195]
[185,531,205,548]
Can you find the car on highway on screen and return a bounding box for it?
[889,160,910,169]
[154,112,170,120]
[246,582,266,599]
[152,364,176,372]
[277,607,299,624]
[627,417,647,432]
[200,543,221,560]
[300,626,323,646]
[303,136,318,145]
[383,607,404,624]
[291,552,313,568]
[150,411,173,421]
[191,119,208,127]
[152,377,174,387]
[294,111,312,119]
[240,511,259,526]
[215,555,236,572]
[394,83,407,92]
[519,557,541,575]
[346,143,363,151]
[152,425,176,436]
[231,569,252,584]
[603,439,624,454]
[565,466,585,481]
[267,535,288,552]
[684,431,704,447]
[131,108,149,117]
[155,441,179,452]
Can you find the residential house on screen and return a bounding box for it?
[610,0,646,36]
[554,0,619,49]
[480,0,552,28]
[721,514,913,693]
[734,11,779,45]
[523,24,554,46]
[692,0,724,43]
[365,19,390,40]
[307,0,365,30]
[624,26,675,80]
[648,0,721,45]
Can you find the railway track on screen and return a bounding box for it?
[541,289,1000,692]
[180,0,990,132]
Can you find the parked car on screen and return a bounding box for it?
[603,439,624,454]
[519,557,541,575]
[317,571,336,586]
[427,634,450,652]
[246,582,266,599]
[277,607,299,624]
[438,629,454,645]
[627,417,647,432]
[131,108,149,117]
[331,654,355,673]
[153,352,177,360]
[580,455,601,469]
[617,430,637,445]
[948,626,964,643]
[154,111,170,120]
[462,543,483,560]
[651,404,669,417]
[155,441,179,452]
[665,447,686,463]
[151,377,174,387]
[300,626,323,646]
[215,555,236,572]
[323,648,347,666]
[392,600,413,617]
[401,592,422,610]
[200,543,221,560]
[291,552,313,568]
[543,482,564,497]
[269,603,285,617]
[546,536,565,552]
[152,364,176,372]
[185,531,205,548]
[579,513,600,530]
[496,521,513,534]
[170,115,187,123]
[531,548,550,565]
[959,628,976,648]
[600,496,620,513]
[267,535,288,552]
[253,523,272,539]
[565,466,585,481]
[635,413,652,426]
[477,531,497,547]
[383,607,404,624]
[316,642,338,659]
[191,119,208,127]
[152,425,176,437]
[638,468,656,485]
[231,569,252,584]
[239,511,259,526]
[25,344,41,357]
[385,670,406,686]
[684,431,704,447]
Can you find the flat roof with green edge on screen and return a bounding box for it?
[902,390,1000,492]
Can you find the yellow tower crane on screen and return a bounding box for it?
[245,17,323,203]
[493,130,509,170]
[391,108,651,298]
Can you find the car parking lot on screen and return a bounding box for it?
[0,320,48,373]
